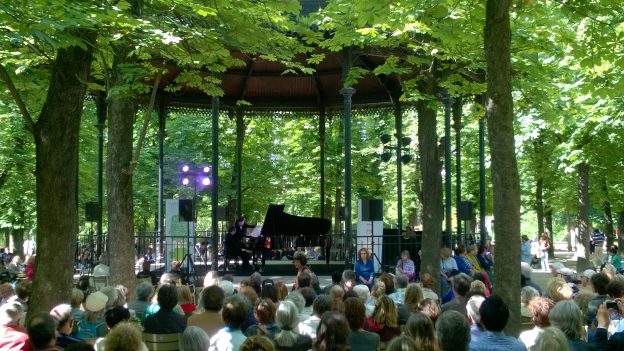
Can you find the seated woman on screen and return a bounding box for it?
[396,250,416,282]
[245,298,278,337]
[209,295,249,351]
[143,284,186,334]
[363,296,401,342]
[265,300,312,351]
[188,286,226,339]
[345,297,380,351]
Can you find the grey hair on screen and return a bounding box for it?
[436,311,470,351]
[521,286,540,306]
[274,300,300,347]
[135,282,154,301]
[549,300,585,340]
[353,285,370,303]
[100,286,120,309]
[0,302,24,326]
[532,326,569,351]
[286,292,305,313]
[250,272,262,286]
[342,269,356,282]
[395,274,409,289]
[521,262,532,278]
[218,280,234,297]
[466,295,485,324]
[179,326,209,351]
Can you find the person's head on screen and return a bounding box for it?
[218,280,234,297]
[358,248,370,262]
[528,297,555,328]
[239,286,259,306]
[479,295,509,332]
[254,298,277,324]
[50,304,74,334]
[261,283,278,303]
[179,326,210,351]
[27,312,57,349]
[204,271,219,287]
[521,286,540,306]
[580,269,595,286]
[142,260,151,272]
[436,311,470,351]
[395,274,408,290]
[404,283,424,311]
[293,252,307,270]
[373,295,398,327]
[418,298,441,324]
[332,271,342,284]
[546,277,573,302]
[104,322,142,351]
[591,272,610,295]
[521,262,532,279]
[609,245,618,255]
[606,279,624,299]
[239,336,276,351]
[440,247,452,259]
[341,269,356,290]
[540,234,549,241]
[344,297,366,331]
[405,313,437,351]
[0,283,15,299]
[371,281,386,299]
[531,326,569,351]
[274,300,300,347]
[105,306,130,329]
[452,273,472,297]
[549,300,584,340]
[0,302,24,326]
[135,282,154,302]
[420,273,436,289]
[470,280,487,296]
[71,288,84,309]
[299,287,316,307]
[84,291,108,322]
[352,284,370,304]
[454,245,467,256]
[386,335,419,351]
[199,285,225,312]
[379,273,396,295]
[177,285,194,305]
[312,295,332,317]
[602,264,617,279]
[297,273,311,289]
[248,272,261,287]
[314,311,350,351]
[286,292,305,313]
[222,295,249,329]
[160,272,179,286]
[157,283,178,310]
[273,281,287,301]
[466,295,485,325]
[15,281,31,301]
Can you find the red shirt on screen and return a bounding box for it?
[0,325,33,351]
[181,303,196,314]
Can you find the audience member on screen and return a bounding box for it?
[209,295,249,351]
[595,302,624,351]
[341,270,356,293]
[136,261,157,285]
[396,251,416,282]
[469,295,527,351]
[314,311,350,351]
[586,272,610,326]
[273,281,288,302]
[441,273,472,317]
[144,284,186,334]
[521,262,543,295]
[94,306,132,351]
[520,286,540,320]
[286,292,305,315]
[532,326,569,351]
[299,295,331,341]
[178,285,196,315]
[76,291,108,339]
[466,294,486,342]
[27,312,59,351]
[436,310,470,351]
[269,300,312,351]
[419,298,441,324]
[378,273,396,295]
[404,312,438,351]
[344,297,379,351]
[298,287,316,322]
[0,302,29,351]
[70,288,85,323]
[92,254,110,278]
[249,273,262,295]
[239,335,275,351]
[386,335,418,351]
[179,326,210,351]
[188,285,225,339]
[578,270,596,295]
[518,296,555,350]
[547,277,574,303]
[246,298,278,337]
[329,285,345,312]
[261,282,279,303]
[549,300,590,351]
[419,273,440,302]
[103,322,142,351]
[389,274,408,305]
[50,304,81,348]
[364,295,400,342]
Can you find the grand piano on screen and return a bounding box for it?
[242,204,332,268]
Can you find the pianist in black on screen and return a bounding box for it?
[224,225,251,270]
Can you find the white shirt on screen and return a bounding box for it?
[300,306,313,323]
[209,327,247,351]
[518,326,542,350]
[298,315,321,341]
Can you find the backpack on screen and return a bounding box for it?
[75,320,105,340]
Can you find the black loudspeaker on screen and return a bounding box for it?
[361,199,383,222]
[217,207,227,221]
[381,228,422,268]
[179,199,194,222]
[85,202,100,222]
[458,201,474,221]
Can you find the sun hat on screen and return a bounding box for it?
[85,291,108,312]
[580,269,596,279]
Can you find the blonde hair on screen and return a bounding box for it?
[275,281,288,301]
[547,277,573,302]
[404,283,424,311]
[470,280,487,295]
[104,322,142,351]
[71,288,84,308]
[533,326,569,351]
[372,296,398,328]
[371,282,386,300]
[240,336,276,351]
[177,285,194,305]
[330,285,345,301]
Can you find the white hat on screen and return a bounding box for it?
[85,291,108,312]
[552,262,565,272]
[581,269,596,279]
[558,268,575,277]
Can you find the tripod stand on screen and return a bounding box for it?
[369,221,383,274]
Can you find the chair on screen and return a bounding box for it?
[92,276,109,291]
[143,332,180,351]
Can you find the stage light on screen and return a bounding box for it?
[182,165,190,173]
[202,166,210,173]
[202,177,211,186]
[182,177,190,185]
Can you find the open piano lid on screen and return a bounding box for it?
[260,204,331,236]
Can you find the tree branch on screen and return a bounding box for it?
[0,64,36,134]
[126,71,162,176]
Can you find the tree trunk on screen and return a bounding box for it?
[617,211,624,255]
[536,176,545,238]
[416,74,443,287]
[566,209,574,251]
[30,30,96,314]
[602,179,615,250]
[484,0,521,336]
[545,206,554,256]
[576,162,590,259]
[107,43,137,295]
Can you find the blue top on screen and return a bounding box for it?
[469,331,527,351]
[521,241,532,263]
[355,259,375,283]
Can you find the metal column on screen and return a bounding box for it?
[394,100,403,240]
[479,116,488,246]
[235,109,243,218]
[211,96,220,271]
[157,99,166,250]
[95,92,106,258]
[319,107,326,219]
[443,90,453,246]
[453,97,463,239]
[341,47,355,267]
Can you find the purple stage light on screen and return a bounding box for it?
[203,166,210,173]
[182,177,190,185]
[202,177,211,186]
[182,164,190,173]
